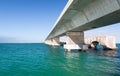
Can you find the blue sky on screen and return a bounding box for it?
[0,0,120,43]
[0,0,68,43]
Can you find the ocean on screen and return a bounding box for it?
[0,43,120,76]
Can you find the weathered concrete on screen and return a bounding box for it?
[45,37,60,46]
[45,39,53,45]
[52,37,60,46]
[85,36,116,49]
[46,0,120,40]
[64,31,84,51]
[45,0,120,50]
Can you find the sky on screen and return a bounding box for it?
[0,0,120,43]
[0,0,68,43]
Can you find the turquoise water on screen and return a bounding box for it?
[0,43,120,76]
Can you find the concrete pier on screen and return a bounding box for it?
[64,31,84,51]
[45,37,60,46]
[45,39,53,45]
[52,37,60,46]
[85,36,116,49]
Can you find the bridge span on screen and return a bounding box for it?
[45,0,120,51]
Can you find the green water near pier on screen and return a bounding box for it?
[0,43,120,76]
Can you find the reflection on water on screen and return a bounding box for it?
[63,46,120,76]
[100,50,118,57]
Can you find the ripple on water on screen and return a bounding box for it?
[0,43,120,76]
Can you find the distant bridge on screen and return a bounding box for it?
[85,36,116,49]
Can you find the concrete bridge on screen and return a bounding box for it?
[45,0,120,50]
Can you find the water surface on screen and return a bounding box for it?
[0,43,120,76]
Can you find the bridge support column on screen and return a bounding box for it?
[45,39,53,45]
[85,36,116,50]
[52,37,60,46]
[64,31,84,51]
[45,37,60,46]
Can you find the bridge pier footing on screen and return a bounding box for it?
[64,31,84,51]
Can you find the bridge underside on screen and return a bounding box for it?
[46,0,120,39]
[72,10,120,32]
[45,0,120,50]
